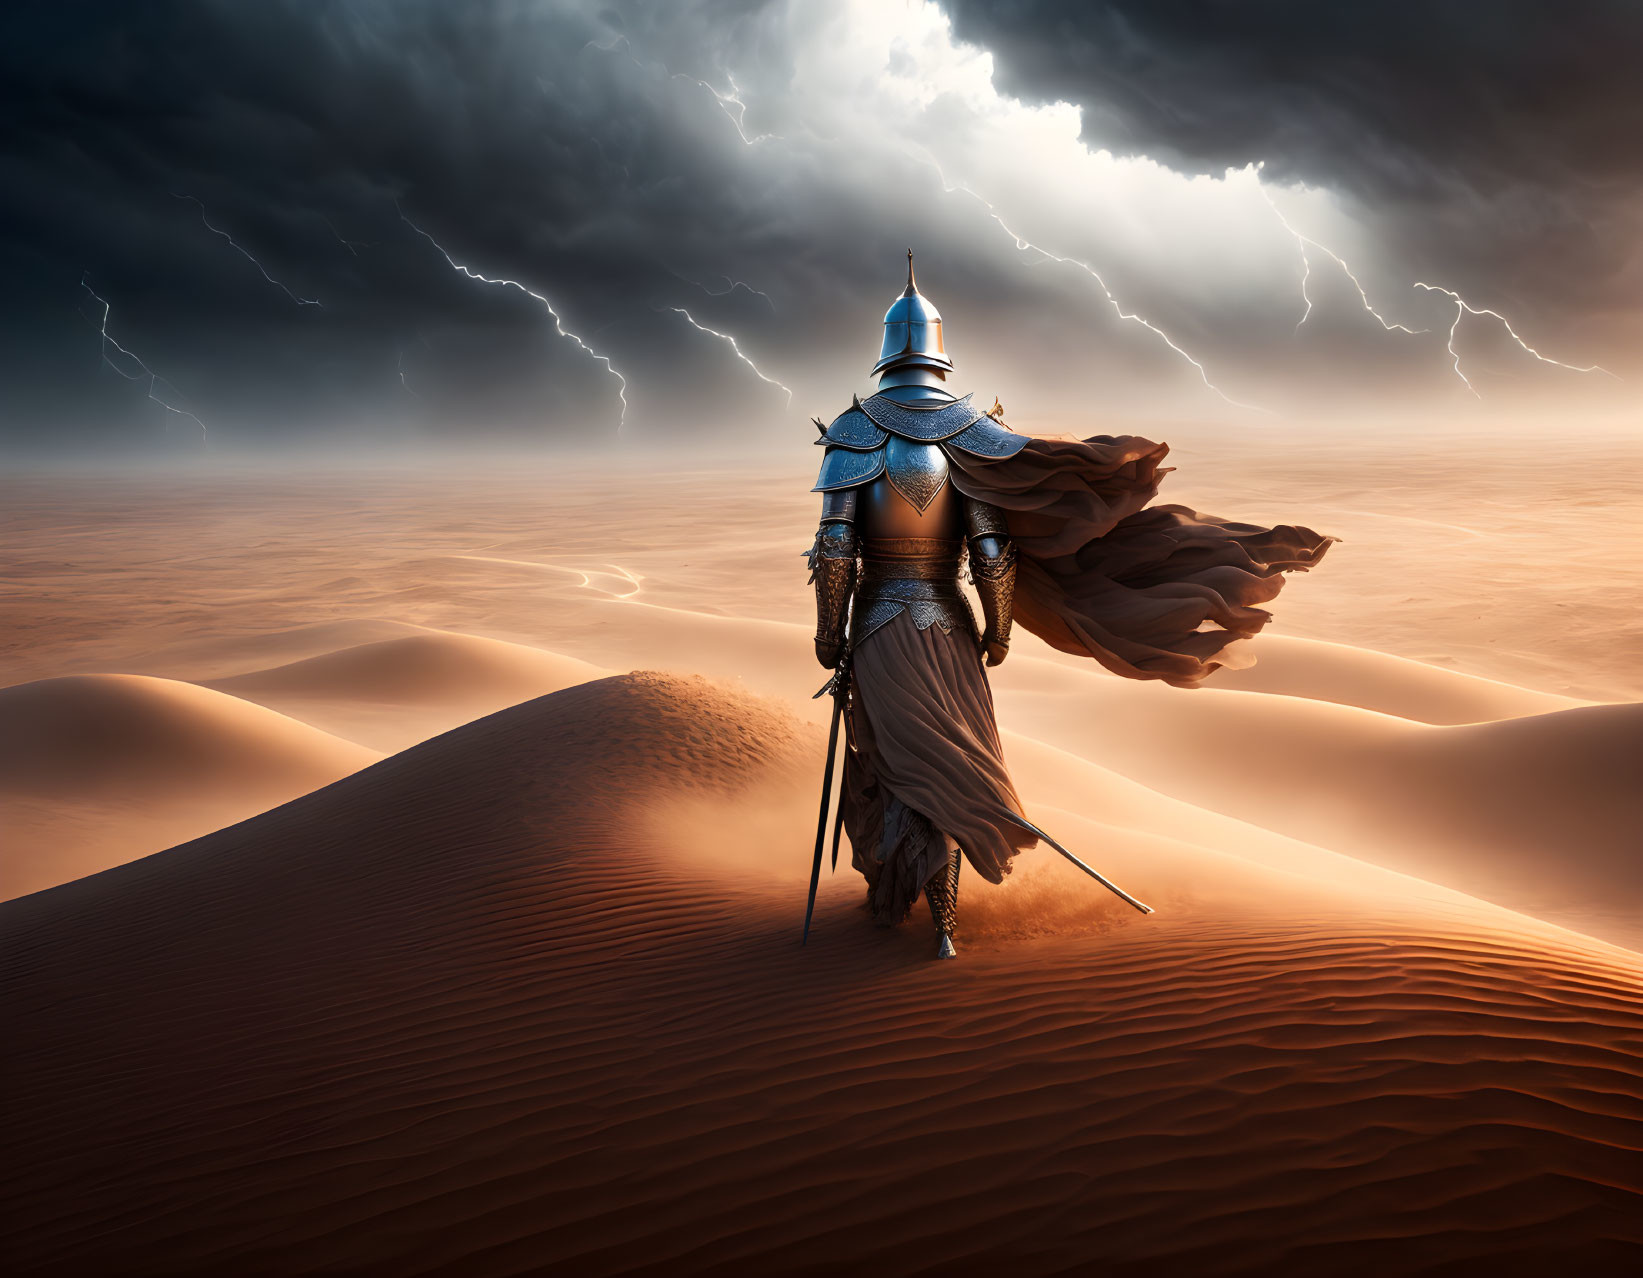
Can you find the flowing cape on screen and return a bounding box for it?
[948,433,1335,688]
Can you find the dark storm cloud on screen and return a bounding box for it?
[0,0,830,447]
[940,0,1643,310]
[1,0,1635,451]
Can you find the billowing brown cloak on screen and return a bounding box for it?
[841,430,1334,923]
[951,433,1335,687]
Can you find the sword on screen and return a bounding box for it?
[830,797,846,873]
[802,651,851,945]
[1005,812,1154,915]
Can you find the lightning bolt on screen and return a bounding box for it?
[79,274,208,442]
[1255,172,1425,337]
[1413,281,1613,396]
[584,38,776,147]
[925,164,1265,413]
[651,57,1254,412]
[672,71,777,145]
[611,40,1613,412]
[1253,169,1611,395]
[172,194,322,307]
[676,272,777,312]
[322,215,376,257]
[615,46,1253,411]
[661,306,793,406]
[399,208,630,430]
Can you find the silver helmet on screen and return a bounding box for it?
[871,250,955,377]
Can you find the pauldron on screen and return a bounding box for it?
[812,392,1030,510]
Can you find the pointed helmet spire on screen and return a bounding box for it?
[872,249,955,377]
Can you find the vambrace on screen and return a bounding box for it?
[809,488,858,667]
[965,497,1016,666]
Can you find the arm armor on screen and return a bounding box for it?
[809,488,859,667]
[965,497,1016,667]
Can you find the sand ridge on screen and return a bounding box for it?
[206,630,610,751]
[0,674,379,901]
[4,585,1636,945]
[3,674,1640,1275]
[3,457,1641,1269]
[994,658,1643,944]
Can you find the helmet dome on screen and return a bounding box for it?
[871,250,955,377]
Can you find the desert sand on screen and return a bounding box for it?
[2,425,1641,1273]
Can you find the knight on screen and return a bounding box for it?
[808,253,1333,958]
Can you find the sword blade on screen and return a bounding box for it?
[1009,813,1154,915]
[830,798,846,873]
[802,692,844,945]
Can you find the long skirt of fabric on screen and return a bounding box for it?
[841,611,1036,925]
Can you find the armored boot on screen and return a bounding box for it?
[925,850,961,959]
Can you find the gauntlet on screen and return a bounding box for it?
[965,497,1016,667]
[809,494,858,667]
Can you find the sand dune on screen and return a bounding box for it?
[128,618,433,681]
[391,600,1637,945]
[206,630,609,750]
[4,674,1640,1275]
[997,663,1643,947]
[7,602,1626,945]
[492,595,1583,729]
[1208,633,1584,723]
[0,674,379,900]
[210,630,604,702]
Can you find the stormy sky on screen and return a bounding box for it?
[1,0,1637,453]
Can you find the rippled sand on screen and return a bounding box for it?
[2,425,1640,1272]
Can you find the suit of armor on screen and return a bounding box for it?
[804,257,1332,960]
[809,254,1021,958]
[812,402,1019,666]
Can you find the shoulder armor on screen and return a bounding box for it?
[814,403,888,451]
[943,414,1030,459]
[814,442,886,492]
[857,392,985,442]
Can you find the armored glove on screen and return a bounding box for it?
[810,520,857,667]
[965,497,1016,667]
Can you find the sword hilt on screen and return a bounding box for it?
[812,648,853,701]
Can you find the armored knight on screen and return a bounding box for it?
[809,253,1333,959]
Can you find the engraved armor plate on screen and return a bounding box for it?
[857,393,984,442]
[885,435,950,513]
[817,405,888,451]
[819,487,859,524]
[851,577,976,647]
[944,415,1030,459]
[813,444,886,492]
